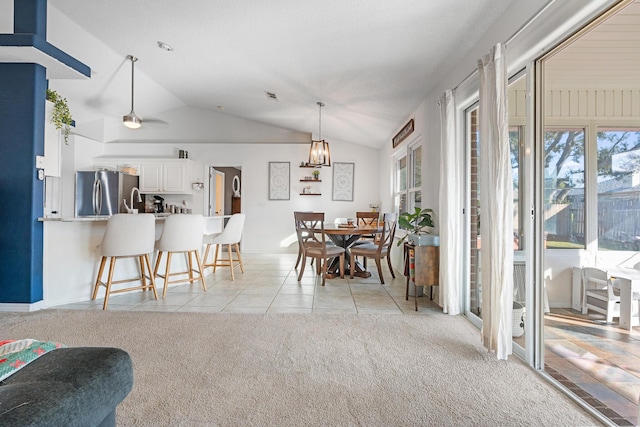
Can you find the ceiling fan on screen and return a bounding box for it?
[122,54,167,129]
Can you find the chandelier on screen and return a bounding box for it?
[308,101,331,167]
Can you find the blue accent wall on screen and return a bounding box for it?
[0,63,46,303]
[14,0,47,37]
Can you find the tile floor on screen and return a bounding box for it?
[56,253,441,314]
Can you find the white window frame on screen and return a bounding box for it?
[392,136,422,233]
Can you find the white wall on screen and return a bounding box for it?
[89,139,379,254]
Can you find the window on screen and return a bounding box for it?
[510,126,523,250]
[409,145,422,211]
[395,155,407,215]
[393,142,422,222]
[543,128,586,249]
[596,128,640,251]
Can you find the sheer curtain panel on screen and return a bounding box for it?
[478,43,514,360]
[438,89,462,315]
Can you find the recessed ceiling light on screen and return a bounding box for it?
[157,41,174,52]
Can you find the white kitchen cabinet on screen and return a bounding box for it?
[138,159,193,194]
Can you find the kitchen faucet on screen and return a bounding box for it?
[126,187,142,213]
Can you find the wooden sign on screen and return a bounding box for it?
[392,118,414,148]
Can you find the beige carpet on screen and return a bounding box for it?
[1,309,600,426]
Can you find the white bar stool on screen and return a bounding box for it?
[154,214,206,299]
[91,214,158,310]
[203,213,245,280]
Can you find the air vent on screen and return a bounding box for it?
[265,91,278,101]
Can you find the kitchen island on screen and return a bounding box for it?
[39,215,228,307]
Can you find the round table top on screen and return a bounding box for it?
[322,223,382,235]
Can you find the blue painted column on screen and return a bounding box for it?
[0,63,46,304]
[0,0,50,306]
[0,0,89,307]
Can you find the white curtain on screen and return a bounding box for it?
[478,43,513,360]
[438,89,462,315]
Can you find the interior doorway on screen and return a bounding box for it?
[209,167,225,216]
[208,166,242,217]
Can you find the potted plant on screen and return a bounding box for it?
[46,88,73,145]
[312,170,320,180]
[396,207,438,246]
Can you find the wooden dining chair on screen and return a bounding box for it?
[294,212,345,286]
[349,213,397,284]
[356,211,380,243]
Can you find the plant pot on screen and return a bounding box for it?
[408,234,439,246]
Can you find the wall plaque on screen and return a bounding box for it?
[392,118,414,148]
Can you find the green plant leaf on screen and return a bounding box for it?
[46,89,73,144]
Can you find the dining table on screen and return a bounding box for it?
[322,222,382,278]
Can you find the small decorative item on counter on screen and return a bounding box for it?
[312,170,320,180]
[303,185,311,194]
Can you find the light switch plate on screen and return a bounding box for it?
[35,155,45,168]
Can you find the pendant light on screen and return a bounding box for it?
[308,101,331,167]
[123,55,142,129]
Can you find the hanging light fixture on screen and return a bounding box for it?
[308,101,331,167]
[123,55,142,129]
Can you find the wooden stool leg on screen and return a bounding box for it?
[235,243,244,273]
[162,252,173,299]
[194,250,207,291]
[213,245,220,272]
[92,256,107,301]
[203,243,211,270]
[227,244,235,280]
[103,257,117,310]
[153,251,163,278]
[186,252,194,282]
[138,255,147,291]
[144,254,159,300]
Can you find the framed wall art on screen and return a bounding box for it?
[332,162,354,201]
[268,161,290,200]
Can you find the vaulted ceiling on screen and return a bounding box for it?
[44,0,517,147]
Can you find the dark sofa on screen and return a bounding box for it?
[0,347,133,427]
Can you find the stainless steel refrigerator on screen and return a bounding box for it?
[75,170,139,217]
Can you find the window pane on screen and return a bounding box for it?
[412,146,422,187]
[596,129,640,251]
[544,129,586,248]
[411,190,421,211]
[399,193,407,216]
[510,127,522,250]
[398,157,407,192]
